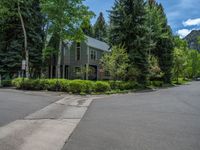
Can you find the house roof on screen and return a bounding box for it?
[85,36,110,51]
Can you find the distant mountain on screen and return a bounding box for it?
[184,30,200,51]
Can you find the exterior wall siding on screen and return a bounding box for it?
[49,40,110,80]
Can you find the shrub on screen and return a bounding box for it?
[59,79,70,92]
[12,78,23,89]
[44,79,61,91]
[151,80,164,87]
[1,80,12,87]
[22,79,45,90]
[69,80,86,93]
[95,81,111,92]
[68,80,95,94]
[11,78,141,94]
[109,81,138,90]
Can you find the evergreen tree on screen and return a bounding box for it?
[109,0,149,84]
[0,0,44,78]
[146,0,174,83]
[94,12,107,42]
[155,4,174,84]
[146,0,164,55]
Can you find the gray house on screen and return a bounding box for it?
[48,36,110,80]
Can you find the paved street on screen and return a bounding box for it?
[0,89,65,126]
[63,82,200,150]
[0,89,95,150]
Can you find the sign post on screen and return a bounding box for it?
[0,74,2,87]
[22,60,26,71]
[22,60,26,89]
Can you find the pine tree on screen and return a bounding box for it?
[109,0,149,84]
[146,0,164,55]
[26,0,44,77]
[0,0,44,78]
[93,12,107,42]
[146,1,174,83]
[155,4,174,84]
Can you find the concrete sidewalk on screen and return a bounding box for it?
[0,95,99,150]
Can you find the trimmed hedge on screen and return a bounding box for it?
[11,78,139,94]
[12,78,114,94]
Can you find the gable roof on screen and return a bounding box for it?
[85,36,110,51]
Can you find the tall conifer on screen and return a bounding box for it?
[94,12,107,42]
[109,0,149,84]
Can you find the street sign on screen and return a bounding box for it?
[0,74,2,87]
[22,60,26,70]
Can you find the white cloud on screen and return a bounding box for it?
[183,18,200,26]
[177,29,192,38]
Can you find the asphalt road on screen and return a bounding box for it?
[63,82,200,150]
[0,89,64,127]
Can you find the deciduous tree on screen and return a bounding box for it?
[41,0,93,78]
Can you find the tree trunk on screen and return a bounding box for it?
[57,40,62,78]
[18,1,29,78]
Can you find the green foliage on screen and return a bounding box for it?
[101,45,129,80]
[109,81,138,90]
[198,36,200,45]
[146,0,167,52]
[109,0,149,84]
[81,22,94,37]
[12,78,23,88]
[150,80,164,87]
[173,37,200,82]
[173,47,187,83]
[1,80,12,87]
[68,80,95,93]
[12,78,141,94]
[95,81,111,92]
[0,0,44,78]
[41,0,94,78]
[150,4,174,84]
[93,12,107,42]
[149,55,163,80]
[184,50,200,78]
[41,0,93,42]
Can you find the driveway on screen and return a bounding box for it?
[0,89,65,126]
[63,82,200,150]
[0,89,96,150]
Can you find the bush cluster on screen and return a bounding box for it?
[12,78,113,94]
[150,80,164,87]
[109,81,139,90]
[1,80,12,87]
[10,78,170,94]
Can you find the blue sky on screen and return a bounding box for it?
[84,0,200,38]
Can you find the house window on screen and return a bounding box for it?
[90,49,97,60]
[74,67,82,79]
[76,42,81,61]
[104,71,110,77]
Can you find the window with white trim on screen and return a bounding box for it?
[90,49,97,60]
